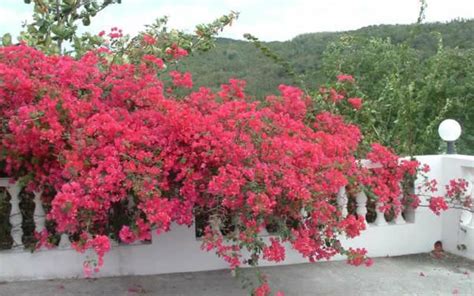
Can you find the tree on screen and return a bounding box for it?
[322,35,474,155]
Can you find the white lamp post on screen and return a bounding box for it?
[438,119,462,154]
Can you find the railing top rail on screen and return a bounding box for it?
[0,178,14,188]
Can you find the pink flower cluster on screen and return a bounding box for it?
[347,97,363,110]
[143,34,156,45]
[319,80,363,110]
[337,74,355,83]
[119,218,151,243]
[445,178,471,208]
[429,196,449,215]
[339,215,366,238]
[363,144,420,215]
[263,238,286,262]
[107,27,123,39]
[346,248,373,267]
[165,43,188,59]
[0,45,427,283]
[169,70,193,89]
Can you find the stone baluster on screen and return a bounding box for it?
[300,208,308,219]
[7,183,23,250]
[355,191,368,224]
[373,201,388,226]
[259,228,269,237]
[58,233,71,249]
[393,208,406,224]
[128,194,135,210]
[336,187,348,218]
[393,183,406,225]
[33,190,46,234]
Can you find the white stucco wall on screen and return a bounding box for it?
[438,155,474,260]
[0,155,472,282]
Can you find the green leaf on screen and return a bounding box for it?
[82,16,91,26]
[51,24,62,35]
[2,33,12,46]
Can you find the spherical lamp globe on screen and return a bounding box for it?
[438,119,461,142]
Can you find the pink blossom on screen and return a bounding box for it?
[429,197,449,215]
[143,34,156,45]
[337,74,355,83]
[169,70,193,89]
[254,282,271,296]
[347,97,363,110]
[263,238,285,262]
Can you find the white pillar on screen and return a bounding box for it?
[336,187,348,218]
[7,183,23,249]
[393,208,406,224]
[58,233,71,249]
[33,190,46,233]
[373,201,388,226]
[128,194,135,210]
[355,191,368,224]
[393,184,406,225]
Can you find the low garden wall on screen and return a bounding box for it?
[0,155,472,281]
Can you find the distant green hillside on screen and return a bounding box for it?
[180,19,474,98]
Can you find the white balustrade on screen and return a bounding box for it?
[6,182,23,249]
[355,190,368,224]
[0,156,472,282]
[336,187,348,218]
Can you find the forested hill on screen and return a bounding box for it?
[179,19,474,97]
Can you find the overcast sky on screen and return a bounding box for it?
[1,0,473,41]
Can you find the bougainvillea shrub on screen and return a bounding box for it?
[0,43,446,295]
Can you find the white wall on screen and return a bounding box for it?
[0,214,443,282]
[438,155,474,260]
[0,155,472,282]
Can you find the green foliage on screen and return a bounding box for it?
[14,1,238,59]
[182,19,474,95]
[20,0,122,54]
[322,34,474,155]
[243,33,305,91]
[179,37,293,97]
[102,11,239,66]
[1,33,12,46]
[182,19,474,155]
[0,189,12,250]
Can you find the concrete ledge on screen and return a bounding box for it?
[0,212,443,282]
